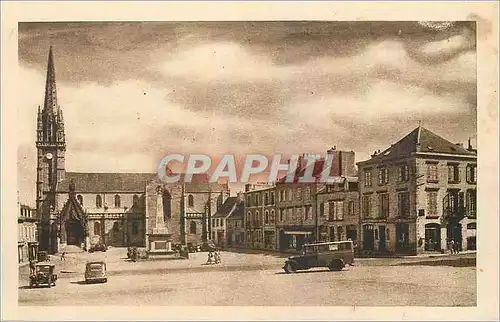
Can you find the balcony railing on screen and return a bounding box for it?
[443,206,466,220]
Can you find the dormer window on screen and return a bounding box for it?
[114,194,121,208]
[96,195,102,208]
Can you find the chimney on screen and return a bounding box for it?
[327,147,335,154]
[468,138,472,150]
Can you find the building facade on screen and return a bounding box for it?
[18,204,38,264]
[357,126,477,255]
[316,176,359,245]
[244,184,276,250]
[226,197,245,248]
[36,47,229,254]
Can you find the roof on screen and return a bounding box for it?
[360,126,476,165]
[57,172,215,193]
[213,197,238,218]
[227,201,245,220]
[60,193,86,225]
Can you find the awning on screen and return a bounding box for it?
[284,231,312,235]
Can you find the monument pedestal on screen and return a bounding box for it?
[147,185,174,256]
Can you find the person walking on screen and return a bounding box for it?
[449,239,455,255]
[60,251,66,261]
[29,259,36,275]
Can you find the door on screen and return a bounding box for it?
[378,225,386,251]
[425,223,441,251]
[447,222,462,251]
[363,225,375,251]
[396,223,410,252]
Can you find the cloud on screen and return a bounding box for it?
[17,22,477,204]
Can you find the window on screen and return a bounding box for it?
[378,193,389,218]
[190,221,197,234]
[247,196,251,207]
[270,192,275,204]
[188,195,194,207]
[427,164,438,182]
[398,164,409,182]
[77,194,83,205]
[96,195,102,208]
[448,164,460,183]
[212,219,216,227]
[265,211,270,224]
[280,190,284,202]
[113,222,119,232]
[114,194,121,208]
[304,206,310,220]
[427,191,438,216]
[94,222,101,236]
[297,188,302,199]
[288,189,292,201]
[364,170,372,187]
[348,201,355,216]
[466,189,476,217]
[398,192,410,218]
[270,210,275,224]
[329,201,344,221]
[283,190,288,201]
[319,202,325,216]
[466,165,477,183]
[264,193,269,205]
[378,168,389,185]
[362,195,371,218]
[132,221,139,235]
[133,194,139,207]
[279,209,284,221]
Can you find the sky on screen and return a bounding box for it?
[17,21,477,206]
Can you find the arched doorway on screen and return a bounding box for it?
[66,220,85,246]
[425,223,441,251]
[467,223,476,251]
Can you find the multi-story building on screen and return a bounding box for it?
[357,126,477,255]
[18,204,38,264]
[244,184,276,250]
[212,196,239,247]
[226,197,245,248]
[275,149,357,252]
[316,176,359,244]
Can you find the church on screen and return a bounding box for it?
[36,47,230,254]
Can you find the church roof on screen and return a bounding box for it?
[57,172,228,193]
[57,172,158,193]
[360,126,476,165]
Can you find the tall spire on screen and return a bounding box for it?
[43,46,58,114]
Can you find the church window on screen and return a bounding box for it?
[96,195,102,208]
[94,222,101,236]
[133,195,139,207]
[77,195,83,205]
[190,221,197,234]
[114,194,121,208]
[188,195,194,207]
[113,222,119,232]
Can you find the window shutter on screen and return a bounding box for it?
[458,191,465,216]
[324,202,330,218]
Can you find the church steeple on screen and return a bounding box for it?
[37,46,65,146]
[44,46,58,115]
[36,46,67,253]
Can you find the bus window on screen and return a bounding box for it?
[328,244,339,251]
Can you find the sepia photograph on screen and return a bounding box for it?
[2,1,499,321]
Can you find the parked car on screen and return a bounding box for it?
[283,240,354,273]
[29,263,57,288]
[84,261,107,284]
[88,243,107,253]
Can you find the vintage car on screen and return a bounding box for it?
[84,261,107,283]
[29,263,57,288]
[88,243,107,253]
[283,240,354,273]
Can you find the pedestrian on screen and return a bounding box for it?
[60,251,66,261]
[453,241,459,254]
[206,251,214,265]
[29,259,36,275]
[214,250,221,264]
[449,239,455,254]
